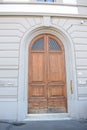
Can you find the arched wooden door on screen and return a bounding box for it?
[28,34,67,113]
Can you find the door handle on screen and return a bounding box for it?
[70,80,73,94]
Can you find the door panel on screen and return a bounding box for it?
[48,85,64,98]
[28,34,67,113]
[29,85,46,97]
[31,53,45,82]
[47,98,66,113]
[48,53,65,81]
[28,98,47,113]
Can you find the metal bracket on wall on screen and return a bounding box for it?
[70,80,73,94]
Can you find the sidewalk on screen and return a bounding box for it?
[0,120,87,130]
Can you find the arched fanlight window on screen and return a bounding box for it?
[31,35,62,51]
[49,38,61,50]
[32,38,44,50]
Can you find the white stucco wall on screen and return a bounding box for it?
[0,2,87,121]
[0,16,87,120]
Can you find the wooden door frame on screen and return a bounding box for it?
[18,27,77,120]
[28,34,67,113]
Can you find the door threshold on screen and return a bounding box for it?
[25,113,71,121]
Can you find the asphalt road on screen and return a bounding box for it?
[0,120,87,130]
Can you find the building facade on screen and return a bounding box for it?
[0,0,87,121]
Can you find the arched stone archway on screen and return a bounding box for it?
[18,26,77,120]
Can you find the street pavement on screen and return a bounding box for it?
[0,120,87,130]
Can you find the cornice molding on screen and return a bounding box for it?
[0,2,87,7]
[0,13,87,19]
[0,3,86,18]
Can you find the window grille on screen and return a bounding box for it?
[49,38,61,50]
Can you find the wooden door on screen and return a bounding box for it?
[28,34,67,113]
